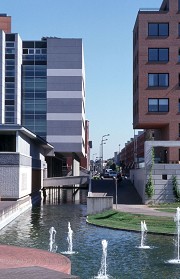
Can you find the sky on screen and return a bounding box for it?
[0,0,162,160]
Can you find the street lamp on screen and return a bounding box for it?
[101,134,110,172]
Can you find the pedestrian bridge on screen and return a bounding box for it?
[43,175,90,188]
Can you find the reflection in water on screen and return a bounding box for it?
[0,190,179,278]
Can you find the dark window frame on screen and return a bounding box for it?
[148,23,169,37]
[148,98,169,112]
[148,73,169,87]
[148,48,169,62]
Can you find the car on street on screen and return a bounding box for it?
[108,170,117,178]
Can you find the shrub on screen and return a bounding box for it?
[172,175,180,201]
[145,173,154,198]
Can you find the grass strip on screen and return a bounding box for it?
[87,210,176,235]
[149,203,180,208]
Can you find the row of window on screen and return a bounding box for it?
[135,47,180,70]
[148,22,180,38]
[23,48,47,55]
[5,56,15,124]
[148,48,180,62]
[148,98,180,113]
[135,73,180,88]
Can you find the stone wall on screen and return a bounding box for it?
[0,153,32,199]
[130,164,180,204]
[87,196,113,215]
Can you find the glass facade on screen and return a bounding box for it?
[22,40,47,139]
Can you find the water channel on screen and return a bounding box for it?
[0,189,180,278]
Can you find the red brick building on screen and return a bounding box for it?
[133,0,180,163]
[120,131,145,171]
[0,14,11,33]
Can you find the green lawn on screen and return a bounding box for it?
[149,203,180,214]
[87,210,176,235]
[149,203,180,209]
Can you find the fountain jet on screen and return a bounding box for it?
[167,207,180,264]
[137,220,150,249]
[61,222,76,255]
[95,239,110,279]
[49,226,57,252]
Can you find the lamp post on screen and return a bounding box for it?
[101,134,110,173]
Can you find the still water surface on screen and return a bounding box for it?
[0,191,179,278]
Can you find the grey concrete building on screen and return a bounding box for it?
[0,14,86,201]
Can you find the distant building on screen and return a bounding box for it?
[120,131,145,172]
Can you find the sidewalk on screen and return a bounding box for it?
[114,204,175,217]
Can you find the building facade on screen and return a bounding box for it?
[133,0,180,162]
[120,131,145,172]
[0,14,86,177]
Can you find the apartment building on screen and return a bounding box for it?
[0,14,86,177]
[133,0,180,163]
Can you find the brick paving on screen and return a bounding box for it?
[0,245,79,278]
[0,266,79,279]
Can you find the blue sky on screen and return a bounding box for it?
[1,0,162,160]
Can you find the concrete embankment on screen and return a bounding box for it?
[0,196,32,230]
[0,196,79,279]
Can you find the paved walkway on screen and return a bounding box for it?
[114,204,175,217]
[92,178,176,218]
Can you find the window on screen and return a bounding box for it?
[148,23,169,37]
[5,34,15,41]
[6,42,15,48]
[148,98,169,112]
[162,174,167,180]
[148,48,169,62]
[148,73,169,87]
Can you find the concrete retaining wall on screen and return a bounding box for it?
[0,196,32,230]
[130,169,146,203]
[0,153,32,199]
[130,164,180,204]
[87,196,113,215]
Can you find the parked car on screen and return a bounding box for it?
[108,170,117,178]
[103,169,112,178]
